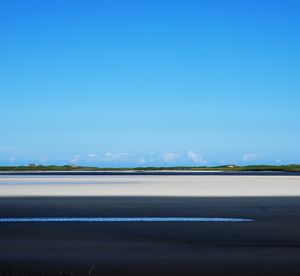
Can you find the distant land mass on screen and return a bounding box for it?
[0,164,300,172]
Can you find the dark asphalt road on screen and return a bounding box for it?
[0,196,300,275]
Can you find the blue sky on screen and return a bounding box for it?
[1,0,299,167]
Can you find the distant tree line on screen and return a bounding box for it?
[0,164,299,172]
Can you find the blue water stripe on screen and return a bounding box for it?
[0,217,254,223]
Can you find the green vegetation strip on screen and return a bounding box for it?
[0,164,299,172]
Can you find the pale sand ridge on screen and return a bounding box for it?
[0,175,299,197]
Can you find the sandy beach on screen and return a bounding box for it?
[0,175,299,197]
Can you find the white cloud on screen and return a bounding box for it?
[242,153,262,162]
[137,157,146,164]
[70,155,81,164]
[87,153,97,159]
[161,152,179,163]
[103,152,128,162]
[9,157,16,162]
[40,156,48,164]
[187,150,206,164]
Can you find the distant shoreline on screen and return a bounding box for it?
[1,170,300,176]
[0,164,300,174]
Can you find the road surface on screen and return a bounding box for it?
[0,175,299,275]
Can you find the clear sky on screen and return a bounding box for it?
[1,0,299,167]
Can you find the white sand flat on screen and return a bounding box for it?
[0,175,299,197]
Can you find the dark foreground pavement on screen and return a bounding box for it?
[0,196,300,275]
